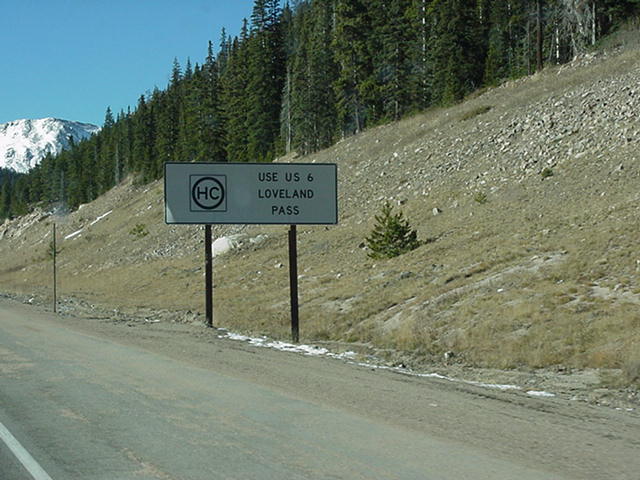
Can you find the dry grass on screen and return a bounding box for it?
[624,356,640,385]
[1,30,640,382]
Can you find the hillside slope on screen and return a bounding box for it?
[1,36,639,403]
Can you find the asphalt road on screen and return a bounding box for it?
[1,299,638,479]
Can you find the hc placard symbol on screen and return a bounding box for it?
[190,175,227,212]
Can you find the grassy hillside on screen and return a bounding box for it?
[1,29,639,389]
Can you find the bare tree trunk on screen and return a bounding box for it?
[536,0,544,71]
[352,64,361,134]
[561,0,595,54]
[286,71,292,154]
[114,143,120,185]
[536,0,543,72]
[421,0,428,105]
[526,16,532,75]
[556,24,561,63]
[592,1,597,45]
[282,68,292,154]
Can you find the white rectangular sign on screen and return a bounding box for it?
[164,162,338,225]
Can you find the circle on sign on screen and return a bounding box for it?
[192,176,225,210]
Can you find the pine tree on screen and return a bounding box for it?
[289,1,312,154]
[246,0,285,161]
[26,161,45,205]
[66,136,86,208]
[484,1,513,84]
[112,110,129,184]
[428,0,486,105]
[406,0,433,110]
[308,0,338,149]
[222,23,251,162]
[0,175,12,219]
[97,107,116,193]
[279,1,297,154]
[132,94,156,181]
[217,28,231,75]
[104,107,115,128]
[290,0,338,154]
[171,57,182,86]
[10,175,30,216]
[155,90,176,165]
[198,41,227,162]
[333,0,372,136]
[599,0,640,34]
[374,0,413,121]
[365,201,420,259]
[184,58,193,80]
[156,57,184,169]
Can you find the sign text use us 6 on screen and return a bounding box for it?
[164,162,338,225]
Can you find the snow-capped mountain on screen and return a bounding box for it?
[0,118,100,173]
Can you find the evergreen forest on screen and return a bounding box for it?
[2,0,639,221]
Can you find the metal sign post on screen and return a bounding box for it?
[288,225,299,343]
[205,225,213,328]
[164,162,337,342]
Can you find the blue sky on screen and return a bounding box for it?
[0,1,257,127]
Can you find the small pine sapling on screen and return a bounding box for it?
[365,202,420,259]
[47,239,61,259]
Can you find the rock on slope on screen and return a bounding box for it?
[0,36,639,402]
[0,117,100,173]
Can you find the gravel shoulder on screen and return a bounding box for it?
[2,296,639,480]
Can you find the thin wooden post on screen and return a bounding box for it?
[53,223,57,313]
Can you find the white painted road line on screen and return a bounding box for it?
[0,420,54,480]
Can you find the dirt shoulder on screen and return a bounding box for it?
[3,288,639,413]
[2,295,640,479]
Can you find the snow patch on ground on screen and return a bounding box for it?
[357,362,521,391]
[90,210,112,226]
[220,331,357,360]
[64,228,83,240]
[217,330,563,397]
[63,210,112,241]
[527,390,556,398]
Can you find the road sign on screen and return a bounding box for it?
[165,162,337,225]
[165,161,338,340]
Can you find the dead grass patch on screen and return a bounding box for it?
[1,38,640,385]
[460,105,492,121]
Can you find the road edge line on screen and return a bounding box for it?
[0,420,54,480]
